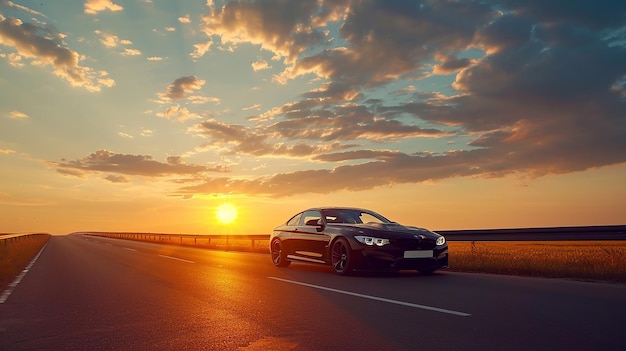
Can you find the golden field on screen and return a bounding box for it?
[447,241,626,283]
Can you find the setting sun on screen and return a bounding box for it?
[216,203,238,225]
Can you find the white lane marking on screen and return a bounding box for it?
[1,243,48,304]
[124,247,137,252]
[158,255,194,264]
[268,276,471,317]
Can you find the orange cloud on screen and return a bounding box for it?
[84,0,123,15]
[53,150,228,177]
[0,17,115,91]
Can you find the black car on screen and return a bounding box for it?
[270,207,448,275]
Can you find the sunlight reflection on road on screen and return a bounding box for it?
[238,336,298,351]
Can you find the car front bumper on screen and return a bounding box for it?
[358,246,449,272]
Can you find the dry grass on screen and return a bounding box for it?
[0,234,51,290]
[447,241,626,283]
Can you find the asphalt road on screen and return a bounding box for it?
[1,235,625,351]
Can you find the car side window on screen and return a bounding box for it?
[287,213,303,226]
[359,212,384,224]
[301,210,322,226]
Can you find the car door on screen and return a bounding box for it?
[275,212,303,256]
[289,210,330,264]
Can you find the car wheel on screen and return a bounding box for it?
[270,238,290,267]
[331,238,354,275]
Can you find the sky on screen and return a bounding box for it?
[0,0,625,235]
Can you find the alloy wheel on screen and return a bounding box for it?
[331,239,352,275]
[271,238,289,267]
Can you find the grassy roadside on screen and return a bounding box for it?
[0,234,51,291]
[447,241,626,283]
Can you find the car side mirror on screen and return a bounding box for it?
[316,219,325,232]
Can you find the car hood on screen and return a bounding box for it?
[355,222,441,239]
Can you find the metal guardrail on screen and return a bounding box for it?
[0,233,50,253]
[80,225,626,246]
[1,233,51,245]
[437,225,626,241]
[81,232,269,248]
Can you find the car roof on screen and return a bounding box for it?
[306,207,370,212]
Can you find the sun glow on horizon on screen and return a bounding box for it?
[216,203,238,225]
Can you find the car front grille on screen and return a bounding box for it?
[392,238,437,250]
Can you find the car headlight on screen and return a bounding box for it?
[436,236,446,246]
[355,235,390,247]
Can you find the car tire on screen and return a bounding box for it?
[271,238,290,267]
[331,238,354,275]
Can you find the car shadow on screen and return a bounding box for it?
[286,262,448,279]
[352,270,447,279]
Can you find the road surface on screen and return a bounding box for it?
[1,235,625,350]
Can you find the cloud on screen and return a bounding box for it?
[274,1,494,93]
[173,0,626,198]
[200,0,330,63]
[8,110,28,119]
[251,59,270,71]
[433,54,475,74]
[243,104,261,111]
[190,41,212,59]
[0,148,16,154]
[53,149,228,177]
[117,132,133,139]
[84,0,123,15]
[159,76,206,101]
[121,48,141,56]
[267,104,450,143]
[94,30,119,48]
[193,119,348,158]
[175,148,495,198]
[0,51,24,67]
[1,1,46,17]
[154,76,219,122]
[103,174,128,183]
[187,95,220,105]
[158,105,201,123]
[94,30,141,56]
[140,129,153,137]
[0,17,115,91]
[500,0,626,29]
[190,104,447,159]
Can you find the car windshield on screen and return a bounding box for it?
[321,209,391,224]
